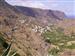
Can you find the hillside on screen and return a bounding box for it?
[0,0,50,56]
[0,0,75,56]
[15,6,66,25]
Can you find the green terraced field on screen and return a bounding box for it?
[43,27,75,56]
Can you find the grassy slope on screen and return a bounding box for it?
[43,26,75,56]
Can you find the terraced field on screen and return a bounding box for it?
[43,27,75,56]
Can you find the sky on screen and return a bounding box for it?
[5,0,75,16]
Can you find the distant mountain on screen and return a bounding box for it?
[15,6,66,20]
[0,0,66,26]
[14,6,66,25]
[67,15,75,19]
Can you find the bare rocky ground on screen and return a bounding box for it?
[0,12,50,56]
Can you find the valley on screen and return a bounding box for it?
[0,0,75,56]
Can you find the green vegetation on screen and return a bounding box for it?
[48,48,59,56]
[0,33,8,49]
[65,44,75,49]
[43,26,75,56]
[0,32,20,56]
[2,42,15,56]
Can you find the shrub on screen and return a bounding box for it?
[0,32,20,56]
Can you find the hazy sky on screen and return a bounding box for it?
[6,0,75,16]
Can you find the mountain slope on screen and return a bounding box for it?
[15,6,66,19]
[0,0,50,56]
[15,6,66,25]
[1,0,75,56]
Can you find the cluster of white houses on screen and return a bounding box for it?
[32,25,52,34]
